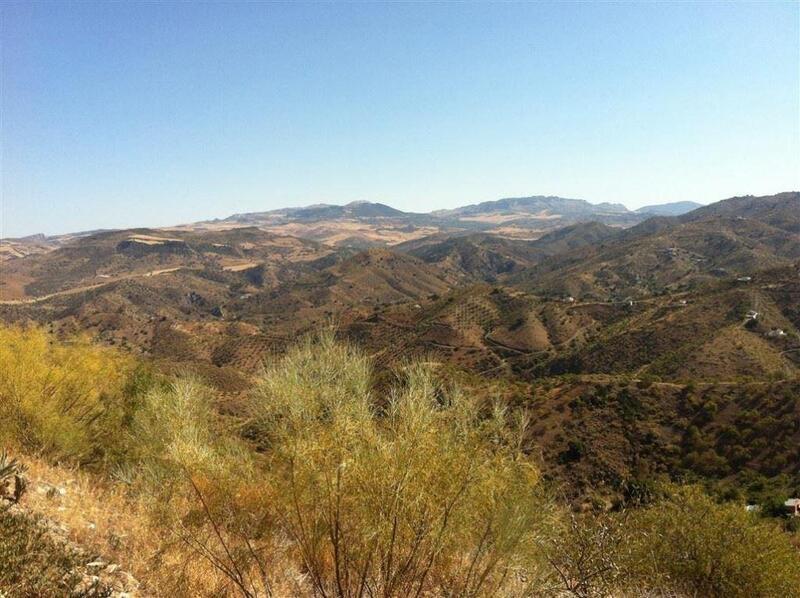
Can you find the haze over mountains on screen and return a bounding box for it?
[635,200,704,216]
[202,195,704,247]
[2,194,704,254]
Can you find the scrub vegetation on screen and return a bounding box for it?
[1,324,798,597]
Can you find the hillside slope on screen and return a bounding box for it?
[511,193,800,300]
[398,223,620,281]
[0,227,330,301]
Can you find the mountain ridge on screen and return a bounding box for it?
[635,200,703,216]
[3,194,704,245]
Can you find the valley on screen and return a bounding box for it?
[3,191,800,597]
[2,192,799,502]
[5,5,798,594]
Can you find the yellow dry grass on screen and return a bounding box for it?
[15,454,298,597]
[19,456,152,570]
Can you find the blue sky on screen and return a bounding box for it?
[1,2,798,237]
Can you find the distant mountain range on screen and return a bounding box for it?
[4,191,795,308]
[512,191,800,300]
[4,195,706,251]
[431,195,630,217]
[193,195,706,248]
[224,200,408,223]
[635,201,704,216]
[222,195,702,227]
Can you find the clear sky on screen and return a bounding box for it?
[1,2,798,237]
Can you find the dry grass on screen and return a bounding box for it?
[19,457,149,567]
[14,454,276,597]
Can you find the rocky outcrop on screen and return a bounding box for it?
[2,502,142,596]
[0,473,25,504]
[0,451,26,504]
[0,455,143,596]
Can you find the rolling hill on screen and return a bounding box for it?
[396,222,620,281]
[2,191,799,502]
[0,227,331,301]
[510,192,800,301]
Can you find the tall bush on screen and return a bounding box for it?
[622,485,800,597]
[245,332,553,597]
[0,325,133,463]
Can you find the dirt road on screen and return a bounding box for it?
[0,262,255,305]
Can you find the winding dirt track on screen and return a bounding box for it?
[0,262,255,305]
[0,282,114,305]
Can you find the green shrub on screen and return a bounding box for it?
[5,327,798,597]
[0,325,134,464]
[622,485,800,597]
[558,440,585,464]
[244,331,554,596]
[124,376,253,497]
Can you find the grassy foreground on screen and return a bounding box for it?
[1,325,799,597]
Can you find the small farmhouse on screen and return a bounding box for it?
[786,498,800,517]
